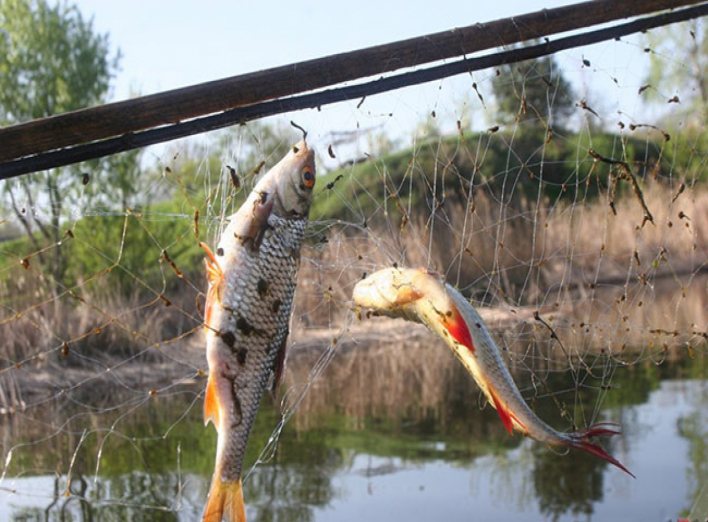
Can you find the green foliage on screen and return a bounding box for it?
[66,198,205,291]
[0,233,30,270]
[96,149,145,209]
[646,18,708,125]
[0,0,122,285]
[0,0,119,123]
[0,119,307,300]
[30,121,303,293]
[310,128,667,225]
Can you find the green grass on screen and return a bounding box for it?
[309,128,670,224]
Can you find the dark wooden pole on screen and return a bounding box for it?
[3,2,707,180]
[0,0,702,165]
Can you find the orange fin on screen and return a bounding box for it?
[200,242,223,328]
[489,388,515,437]
[203,477,245,522]
[444,306,475,353]
[204,374,220,428]
[201,242,223,284]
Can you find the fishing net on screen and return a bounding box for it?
[1,17,708,521]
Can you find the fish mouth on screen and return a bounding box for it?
[353,277,412,315]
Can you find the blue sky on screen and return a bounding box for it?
[73,0,578,101]
[67,0,661,164]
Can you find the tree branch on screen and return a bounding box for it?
[21,178,53,242]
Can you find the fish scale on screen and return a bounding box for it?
[214,214,307,481]
[202,140,315,522]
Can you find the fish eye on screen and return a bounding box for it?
[301,166,315,188]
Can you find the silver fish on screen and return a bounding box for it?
[201,141,316,522]
[353,267,634,477]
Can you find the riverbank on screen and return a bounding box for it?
[3,269,705,417]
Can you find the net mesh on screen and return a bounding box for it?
[1,21,707,519]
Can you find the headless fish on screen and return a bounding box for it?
[201,141,316,522]
[353,267,634,477]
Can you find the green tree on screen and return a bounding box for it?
[0,0,119,121]
[91,149,144,209]
[646,18,708,126]
[0,0,120,284]
[492,54,575,130]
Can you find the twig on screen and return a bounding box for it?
[290,121,308,139]
[671,182,686,203]
[588,148,655,227]
[532,310,598,380]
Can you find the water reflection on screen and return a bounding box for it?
[5,471,203,522]
[532,444,605,521]
[1,355,707,521]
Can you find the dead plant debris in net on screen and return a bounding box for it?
[2,2,708,520]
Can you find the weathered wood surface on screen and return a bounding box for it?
[0,0,704,168]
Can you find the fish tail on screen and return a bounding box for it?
[203,476,246,522]
[566,423,635,478]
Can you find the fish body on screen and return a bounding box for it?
[202,141,316,522]
[353,267,633,477]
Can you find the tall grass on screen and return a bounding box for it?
[1,178,705,410]
[0,267,204,411]
[296,180,708,355]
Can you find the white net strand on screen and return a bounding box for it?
[1,25,707,518]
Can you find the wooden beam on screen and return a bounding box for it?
[0,0,703,164]
[2,2,707,180]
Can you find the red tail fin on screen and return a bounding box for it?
[580,423,622,438]
[569,423,635,478]
[203,477,245,522]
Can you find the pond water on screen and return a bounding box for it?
[1,355,707,522]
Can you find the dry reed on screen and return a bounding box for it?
[294,180,708,356]
[2,178,706,410]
